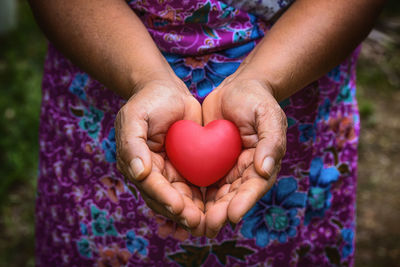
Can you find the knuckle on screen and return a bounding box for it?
[276,141,287,159]
[272,105,287,129]
[256,104,268,116]
[271,135,286,159]
[278,109,288,130]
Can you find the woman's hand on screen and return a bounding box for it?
[202,77,288,238]
[115,78,205,237]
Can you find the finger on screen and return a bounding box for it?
[164,160,185,183]
[224,149,253,184]
[191,212,206,237]
[229,178,242,193]
[178,197,202,232]
[202,90,223,125]
[173,226,190,241]
[253,104,287,178]
[183,96,203,125]
[227,168,278,224]
[140,172,184,215]
[141,193,176,222]
[141,192,194,233]
[205,190,236,238]
[214,184,231,202]
[172,182,202,229]
[205,186,218,212]
[191,186,205,212]
[115,107,152,181]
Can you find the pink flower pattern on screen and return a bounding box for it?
[36,1,360,266]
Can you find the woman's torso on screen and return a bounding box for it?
[36,1,360,266]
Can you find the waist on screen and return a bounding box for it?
[128,0,271,56]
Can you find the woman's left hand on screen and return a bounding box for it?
[202,76,288,238]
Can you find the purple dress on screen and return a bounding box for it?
[36,0,360,266]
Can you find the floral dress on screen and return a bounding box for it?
[36,0,360,266]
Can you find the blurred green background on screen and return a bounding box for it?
[0,1,399,266]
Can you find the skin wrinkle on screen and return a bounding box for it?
[150,153,164,172]
[225,151,253,184]
[172,183,193,198]
[255,107,287,161]
[203,77,287,232]
[30,0,385,242]
[146,139,164,152]
[230,179,242,192]
[142,194,191,232]
[215,184,231,201]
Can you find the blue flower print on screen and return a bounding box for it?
[102,128,116,163]
[240,177,307,247]
[298,123,316,143]
[317,98,331,121]
[341,228,354,258]
[80,222,88,235]
[69,73,88,100]
[90,205,118,236]
[304,158,340,225]
[77,238,92,258]
[78,105,104,140]
[126,230,148,256]
[220,41,255,59]
[336,83,355,103]
[232,14,263,43]
[336,83,353,103]
[164,53,241,98]
[327,65,341,82]
[219,2,237,19]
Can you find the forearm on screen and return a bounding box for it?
[29,0,178,99]
[236,0,385,101]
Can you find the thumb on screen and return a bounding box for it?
[202,89,223,126]
[253,105,288,178]
[115,109,152,181]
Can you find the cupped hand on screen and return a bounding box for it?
[115,78,205,237]
[202,77,288,238]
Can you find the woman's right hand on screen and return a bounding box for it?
[115,77,205,237]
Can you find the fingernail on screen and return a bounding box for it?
[130,158,144,179]
[262,157,275,176]
[166,205,174,214]
[210,229,220,239]
[180,218,189,228]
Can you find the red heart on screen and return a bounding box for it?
[165,120,242,187]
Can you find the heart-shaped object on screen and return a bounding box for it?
[165,120,242,187]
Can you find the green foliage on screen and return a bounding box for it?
[383,0,400,16]
[0,1,45,198]
[168,240,254,266]
[0,1,46,266]
[211,240,254,264]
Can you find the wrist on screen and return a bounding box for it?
[223,67,278,101]
[128,73,191,101]
[232,46,293,102]
[128,61,189,99]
